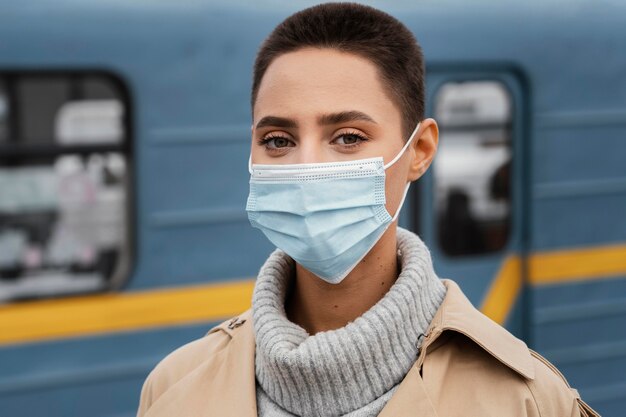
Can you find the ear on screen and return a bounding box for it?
[407,118,439,182]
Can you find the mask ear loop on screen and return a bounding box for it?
[386,121,422,222]
[391,182,411,222]
[248,155,253,174]
[383,121,421,170]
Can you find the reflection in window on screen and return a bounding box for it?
[433,81,512,257]
[0,74,130,303]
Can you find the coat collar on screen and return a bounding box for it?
[146,278,533,417]
[145,309,257,417]
[380,278,534,417]
[425,279,534,380]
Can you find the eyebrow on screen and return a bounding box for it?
[255,115,297,129]
[318,110,377,126]
[255,110,377,129]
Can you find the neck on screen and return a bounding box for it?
[285,225,399,334]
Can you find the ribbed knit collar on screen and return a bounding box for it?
[251,227,447,417]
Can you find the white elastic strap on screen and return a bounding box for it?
[391,181,412,222]
[248,154,253,174]
[383,121,421,170]
[328,180,412,283]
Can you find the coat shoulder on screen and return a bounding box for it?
[136,310,252,417]
[428,280,600,416]
[424,330,598,416]
[526,348,601,417]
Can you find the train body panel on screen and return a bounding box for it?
[1,1,625,415]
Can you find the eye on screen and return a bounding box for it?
[332,132,368,146]
[259,134,295,149]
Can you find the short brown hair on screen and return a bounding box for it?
[251,2,425,140]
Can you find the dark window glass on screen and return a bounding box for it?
[0,73,130,303]
[433,81,512,257]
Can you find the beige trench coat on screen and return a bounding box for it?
[136,279,600,417]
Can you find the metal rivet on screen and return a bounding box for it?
[227,317,246,329]
[227,317,239,329]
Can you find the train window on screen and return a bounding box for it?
[433,80,512,257]
[0,73,131,303]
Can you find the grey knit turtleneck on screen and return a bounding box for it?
[251,227,447,417]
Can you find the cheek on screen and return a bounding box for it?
[384,157,411,215]
[249,141,263,163]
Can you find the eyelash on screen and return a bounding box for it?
[258,133,291,152]
[334,131,369,147]
[257,133,289,148]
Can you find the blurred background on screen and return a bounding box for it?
[0,1,625,415]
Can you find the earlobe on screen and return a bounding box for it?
[419,159,429,175]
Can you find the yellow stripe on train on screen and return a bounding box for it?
[1,242,626,346]
[0,279,255,346]
[529,243,626,285]
[481,242,626,324]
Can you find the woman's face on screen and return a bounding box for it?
[251,47,434,217]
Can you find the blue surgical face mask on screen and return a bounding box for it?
[246,122,421,284]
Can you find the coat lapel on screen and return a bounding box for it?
[378,361,439,417]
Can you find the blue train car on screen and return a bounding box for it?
[1,1,625,416]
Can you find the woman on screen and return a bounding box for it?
[136,3,599,416]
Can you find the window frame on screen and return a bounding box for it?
[0,69,135,302]
[422,69,527,262]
